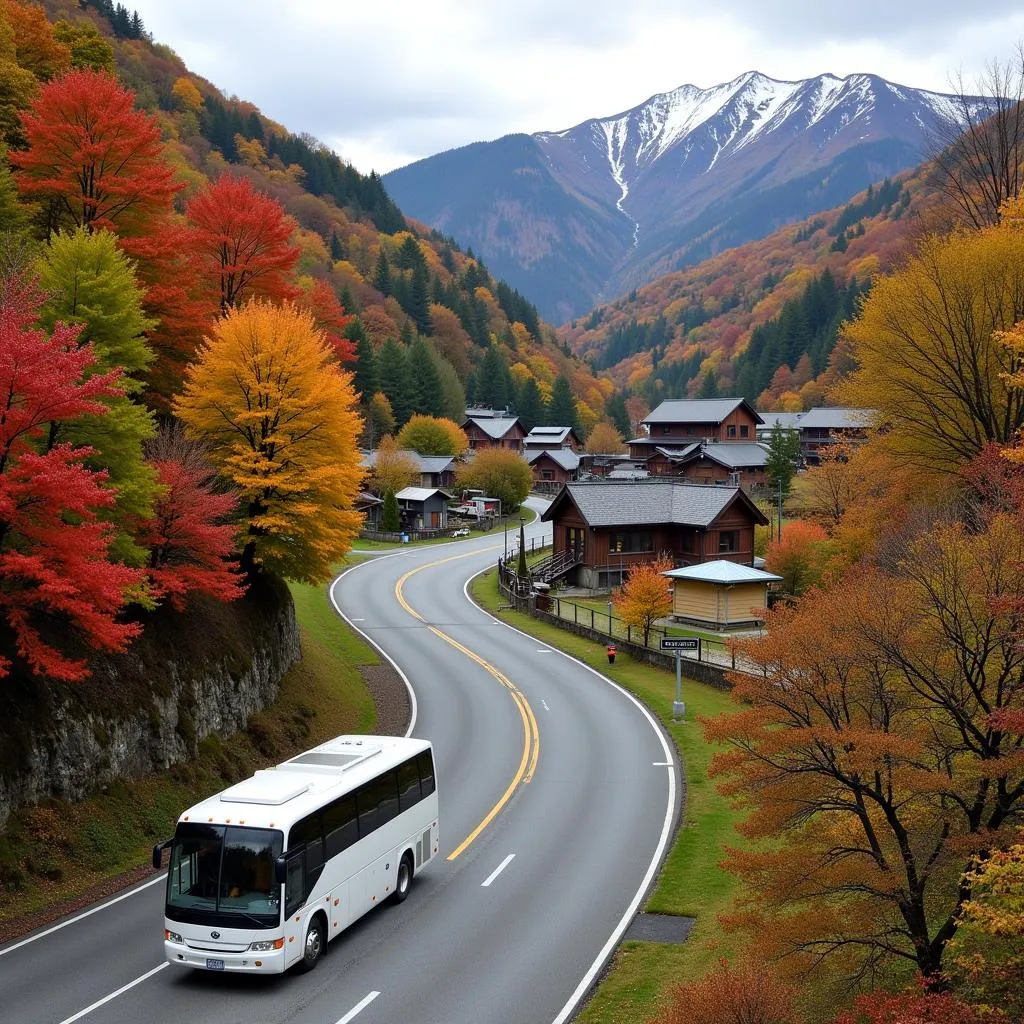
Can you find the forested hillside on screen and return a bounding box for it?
[563,172,927,409]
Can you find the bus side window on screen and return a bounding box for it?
[397,758,421,812]
[418,750,436,797]
[356,783,378,838]
[377,770,399,826]
[324,795,357,857]
[284,852,304,917]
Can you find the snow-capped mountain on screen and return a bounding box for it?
[384,72,992,323]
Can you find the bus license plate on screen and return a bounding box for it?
[206,958,225,971]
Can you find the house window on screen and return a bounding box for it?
[541,469,553,480]
[740,425,749,438]
[610,531,654,553]
[686,426,695,436]
[727,425,737,438]
[718,530,739,553]
[661,425,671,434]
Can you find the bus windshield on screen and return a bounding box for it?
[165,822,282,930]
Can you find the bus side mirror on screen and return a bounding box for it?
[152,840,170,870]
[274,856,288,885]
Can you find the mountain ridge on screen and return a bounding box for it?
[385,70,992,323]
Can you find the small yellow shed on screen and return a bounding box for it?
[662,560,782,630]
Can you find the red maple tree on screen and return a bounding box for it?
[0,268,142,681]
[139,430,245,610]
[11,68,180,234]
[185,173,299,313]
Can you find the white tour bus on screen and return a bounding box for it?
[153,734,438,974]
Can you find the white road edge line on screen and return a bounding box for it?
[461,553,677,1024]
[653,761,672,766]
[480,853,516,888]
[335,990,381,1024]
[56,962,167,1024]
[536,648,552,653]
[0,873,167,957]
[329,551,422,738]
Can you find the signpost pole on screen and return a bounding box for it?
[673,651,685,720]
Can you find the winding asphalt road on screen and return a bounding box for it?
[0,500,679,1024]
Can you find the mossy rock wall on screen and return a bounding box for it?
[0,574,300,830]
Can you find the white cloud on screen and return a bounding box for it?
[129,0,1024,172]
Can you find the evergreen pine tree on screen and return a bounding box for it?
[546,374,579,433]
[0,146,28,239]
[352,331,378,400]
[606,391,631,439]
[765,424,802,498]
[475,345,508,409]
[381,490,401,532]
[339,284,357,314]
[697,370,719,400]
[409,337,444,417]
[399,319,414,345]
[330,231,344,261]
[516,376,544,432]
[410,263,431,335]
[374,248,391,296]
[396,234,423,270]
[377,338,415,427]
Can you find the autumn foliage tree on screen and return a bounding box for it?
[368,434,419,497]
[707,514,1024,985]
[649,958,797,1024]
[396,414,468,456]
[186,173,299,313]
[11,68,179,234]
[833,985,1004,1024]
[138,427,244,611]
[613,555,674,645]
[454,448,533,513]
[176,300,364,584]
[585,421,626,454]
[0,267,141,680]
[764,519,830,596]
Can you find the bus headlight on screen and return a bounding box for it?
[165,929,183,944]
[248,938,285,952]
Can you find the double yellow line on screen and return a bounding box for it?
[395,550,540,861]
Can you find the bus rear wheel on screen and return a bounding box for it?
[391,853,413,904]
[298,915,325,972]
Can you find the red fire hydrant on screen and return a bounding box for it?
[607,644,616,664]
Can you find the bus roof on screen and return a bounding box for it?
[176,735,431,833]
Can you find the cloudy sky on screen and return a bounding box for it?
[130,1,1024,174]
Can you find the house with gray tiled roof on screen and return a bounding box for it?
[361,449,458,489]
[797,407,875,463]
[541,479,768,589]
[647,441,768,488]
[525,447,580,491]
[629,397,763,463]
[461,410,527,451]
[523,425,583,451]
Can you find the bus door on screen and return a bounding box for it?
[283,849,306,968]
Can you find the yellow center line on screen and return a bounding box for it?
[394,549,540,861]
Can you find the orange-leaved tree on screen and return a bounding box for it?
[763,519,830,596]
[12,68,180,235]
[396,414,468,457]
[648,958,797,1024]
[613,555,673,645]
[585,421,626,454]
[175,300,363,584]
[368,434,419,497]
[186,173,299,314]
[706,514,1024,985]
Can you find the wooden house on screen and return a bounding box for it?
[541,480,769,589]
[629,398,763,462]
[462,410,527,451]
[663,561,782,630]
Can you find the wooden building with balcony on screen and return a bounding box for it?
[540,479,768,590]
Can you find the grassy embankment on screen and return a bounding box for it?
[469,567,744,1024]
[0,575,378,927]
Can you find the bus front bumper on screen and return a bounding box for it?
[164,940,288,973]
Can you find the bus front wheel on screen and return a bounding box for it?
[298,915,325,972]
[391,853,413,904]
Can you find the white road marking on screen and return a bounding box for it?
[57,962,167,1024]
[653,761,672,766]
[335,990,381,1023]
[350,617,365,621]
[542,700,550,712]
[536,648,552,653]
[0,873,166,957]
[481,854,516,888]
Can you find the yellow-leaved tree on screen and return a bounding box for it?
[176,300,364,583]
[840,224,1024,474]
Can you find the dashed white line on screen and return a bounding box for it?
[57,962,167,1024]
[350,617,365,621]
[536,648,552,653]
[0,873,166,957]
[481,853,516,888]
[653,761,672,766]
[336,990,381,1023]
[542,700,550,712]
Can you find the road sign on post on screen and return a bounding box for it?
[660,637,699,651]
